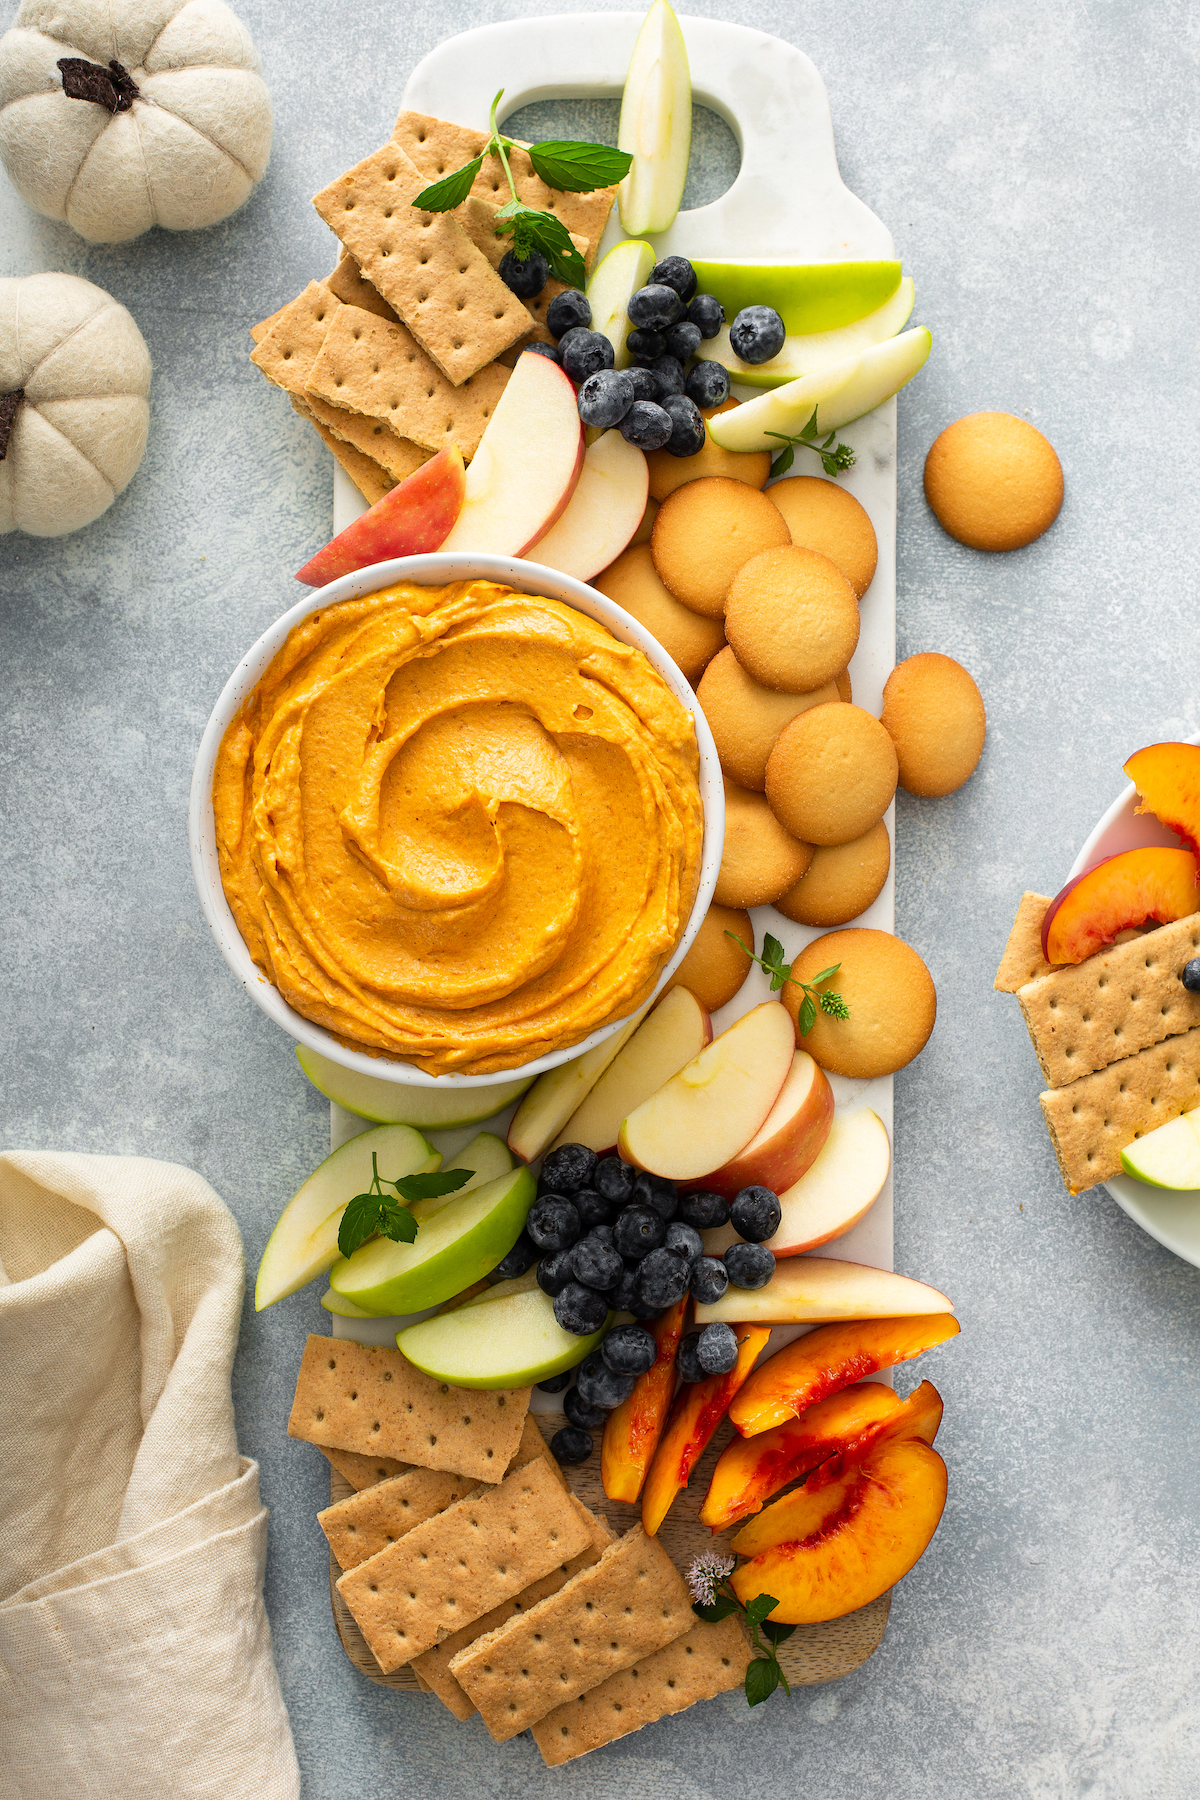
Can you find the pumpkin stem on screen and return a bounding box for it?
[0,390,23,460]
[57,58,140,114]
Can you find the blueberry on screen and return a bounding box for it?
[1184,957,1200,993]
[686,293,725,339]
[729,304,786,365]
[551,1425,594,1465]
[522,341,561,363]
[676,1189,730,1231]
[553,1280,610,1335]
[648,355,685,398]
[665,1220,703,1262]
[697,1321,739,1376]
[613,1205,666,1259]
[593,1156,637,1205]
[611,1264,640,1313]
[577,1350,636,1411]
[730,1185,782,1243]
[625,366,660,402]
[689,1255,729,1306]
[573,1187,614,1230]
[684,360,731,410]
[628,284,684,331]
[619,400,673,451]
[499,248,549,298]
[626,327,665,362]
[723,1241,776,1290]
[677,1334,706,1383]
[527,1194,582,1252]
[650,255,698,302]
[536,1368,574,1393]
[569,1228,624,1291]
[632,1171,678,1221]
[602,1322,657,1376]
[564,1381,607,1430]
[545,288,592,338]
[541,1144,598,1195]
[536,1244,576,1298]
[488,1230,537,1281]
[559,328,615,382]
[635,1246,691,1311]
[577,368,634,429]
[663,320,702,363]
[661,393,705,458]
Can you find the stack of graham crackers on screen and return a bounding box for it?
[996,894,1200,1192]
[289,1335,750,1765]
[249,111,617,506]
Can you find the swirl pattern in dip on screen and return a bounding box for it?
[213,579,704,1075]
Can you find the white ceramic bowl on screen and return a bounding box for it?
[189,553,724,1091]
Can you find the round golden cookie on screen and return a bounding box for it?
[766,476,878,598]
[646,400,772,502]
[698,647,841,790]
[662,901,754,1012]
[924,412,1063,551]
[715,778,812,908]
[765,703,898,846]
[835,668,852,703]
[593,544,726,686]
[651,478,790,620]
[783,928,936,1078]
[631,496,659,545]
[775,820,891,927]
[724,546,860,692]
[881,652,986,797]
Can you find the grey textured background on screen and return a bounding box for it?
[4,2,1200,1796]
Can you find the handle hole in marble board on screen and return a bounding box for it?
[500,97,741,213]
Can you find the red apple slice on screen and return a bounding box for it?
[690,1051,833,1199]
[693,1254,954,1325]
[1041,846,1199,965]
[1125,742,1200,858]
[526,428,649,581]
[767,1105,891,1255]
[440,351,584,556]
[617,1001,796,1180]
[295,445,465,585]
[551,986,712,1154]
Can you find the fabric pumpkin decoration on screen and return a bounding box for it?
[1,271,151,536]
[0,0,272,242]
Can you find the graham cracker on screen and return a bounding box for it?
[320,1446,410,1492]
[1017,913,1200,1086]
[249,299,290,345]
[287,1334,530,1481]
[531,1616,752,1766]
[311,141,532,383]
[456,196,587,353]
[292,398,394,506]
[1039,1024,1200,1192]
[449,1524,695,1743]
[995,892,1054,991]
[335,1457,595,1673]
[326,250,398,322]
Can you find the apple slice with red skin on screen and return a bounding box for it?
[728,1312,961,1438]
[685,1051,833,1201]
[766,1106,891,1256]
[1125,742,1200,859]
[295,445,465,585]
[640,1323,772,1535]
[1041,846,1199,965]
[694,1257,955,1333]
[440,351,584,556]
[526,428,649,581]
[617,1001,796,1181]
[601,1297,688,1504]
[552,987,711,1155]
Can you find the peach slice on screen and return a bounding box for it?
[728,1435,947,1624]
[689,1051,834,1200]
[601,1297,688,1504]
[729,1313,961,1438]
[553,987,712,1155]
[1125,742,1200,859]
[768,1106,890,1256]
[641,1324,772,1535]
[693,1257,955,1331]
[1041,846,1199,965]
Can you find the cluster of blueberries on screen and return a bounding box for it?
[502,251,787,459]
[484,1140,782,1466]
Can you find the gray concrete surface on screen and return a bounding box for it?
[4,2,1200,1795]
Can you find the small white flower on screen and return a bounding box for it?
[686,1550,736,1607]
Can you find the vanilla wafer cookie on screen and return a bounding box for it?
[994,891,1054,991]
[1039,1025,1200,1192]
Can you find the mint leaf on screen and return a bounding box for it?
[392,1169,474,1205]
[692,1596,739,1623]
[799,408,820,441]
[376,1199,419,1245]
[338,1191,388,1259]
[494,200,586,288]
[770,445,795,478]
[526,139,632,192]
[745,1655,782,1707]
[761,1618,798,1645]
[743,1593,781,1631]
[798,993,817,1037]
[809,964,842,986]
[413,155,484,213]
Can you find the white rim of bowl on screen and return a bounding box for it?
[189,552,725,1090]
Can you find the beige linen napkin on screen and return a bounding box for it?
[0,1152,299,1800]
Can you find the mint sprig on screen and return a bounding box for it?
[687,1555,794,1705]
[726,932,850,1037]
[337,1154,474,1259]
[767,407,856,479]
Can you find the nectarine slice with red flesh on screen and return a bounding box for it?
[601,1297,688,1505]
[641,1324,772,1535]
[730,1436,948,1624]
[699,1380,903,1530]
[729,1313,960,1439]
[1125,742,1200,860]
[1041,847,1199,966]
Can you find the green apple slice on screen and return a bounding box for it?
[295,1044,532,1127]
[706,278,915,390]
[397,1284,607,1388]
[459,1267,542,1306]
[587,238,656,368]
[707,327,933,453]
[320,1286,373,1318]
[507,1009,646,1162]
[1120,1113,1200,1188]
[409,1132,514,1224]
[329,1165,535,1315]
[254,1123,439,1310]
[690,259,902,336]
[617,0,691,236]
